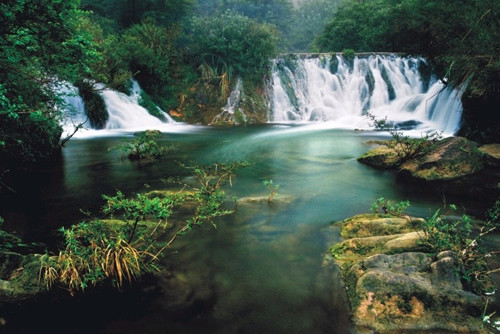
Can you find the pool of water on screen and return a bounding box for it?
[1,124,491,333]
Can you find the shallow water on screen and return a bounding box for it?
[1,124,492,333]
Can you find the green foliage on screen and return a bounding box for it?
[341,49,355,60]
[366,111,442,163]
[189,11,278,82]
[263,179,279,203]
[0,217,22,252]
[168,161,250,245]
[138,90,166,121]
[370,197,410,216]
[419,203,500,294]
[0,0,101,166]
[118,131,172,161]
[102,190,184,242]
[75,80,108,129]
[40,219,166,292]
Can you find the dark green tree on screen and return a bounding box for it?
[0,0,100,166]
[189,11,278,81]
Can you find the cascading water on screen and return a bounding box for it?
[212,77,247,124]
[268,54,463,135]
[61,80,187,137]
[103,80,175,130]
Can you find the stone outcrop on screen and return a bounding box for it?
[325,213,488,333]
[358,137,499,201]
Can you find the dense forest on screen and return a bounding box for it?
[0,0,498,168]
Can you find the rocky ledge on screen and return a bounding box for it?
[358,137,499,201]
[325,213,488,333]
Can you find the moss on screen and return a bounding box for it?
[76,81,108,129]
[138,91,167,121]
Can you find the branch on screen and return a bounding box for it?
[60,118,88,147]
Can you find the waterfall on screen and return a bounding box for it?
[61,80,187,137]
[211,78,247,124]
[102,80,175,130]
[268,54,463,135]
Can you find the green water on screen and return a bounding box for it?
[3,125,465,333]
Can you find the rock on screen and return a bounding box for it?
[357,144,402,168]
[340,213,424,238]
[0,252,46,304]
[358,137,499,202]
[479,144,500,167]
[399,137,484,181]
[346,252,484,333]
[326,213,488,333]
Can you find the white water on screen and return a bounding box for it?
[61,81,199,138]
[211,77,247,124]
[269,54,463,136]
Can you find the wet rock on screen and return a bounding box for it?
[0,252,45,303]
[479,143,500,168]
[358,137,499,201]
[357,144,401,169]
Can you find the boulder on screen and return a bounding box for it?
[0,252,46,303]
[326,213,488,333]
[357,144,402,169]
[346,252,484,333]
[399,137,484,181]
[340,213,424,238]
[358,137,500,202]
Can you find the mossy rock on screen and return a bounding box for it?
[340,213,424,238]
[326,212,488,333]
[399,137,484,181]
[345,252,485,333]
[357,144,402,169]
[0,253,46,304]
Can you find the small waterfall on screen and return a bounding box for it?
[211,78,247,124]
[269,54,463,135]
[57,82,88,137]
[103,80,175,130]
[61,80,183,137]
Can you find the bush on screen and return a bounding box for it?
[370,197,409,216]
[118,130,173,160]
[365,111,442,164]
[419,202,500,294]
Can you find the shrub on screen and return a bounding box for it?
[365,111,442,163]
[118,130,173,160]
[419,202,500,294]
[370,197,410,216]
[263,179,279,203]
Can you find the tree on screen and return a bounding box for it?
[189,11,278,81]
[0,0,100,166]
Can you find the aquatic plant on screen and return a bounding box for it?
[263,179,279,203]
[118,130,173,160]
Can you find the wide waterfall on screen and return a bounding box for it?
[268,54,463,135]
